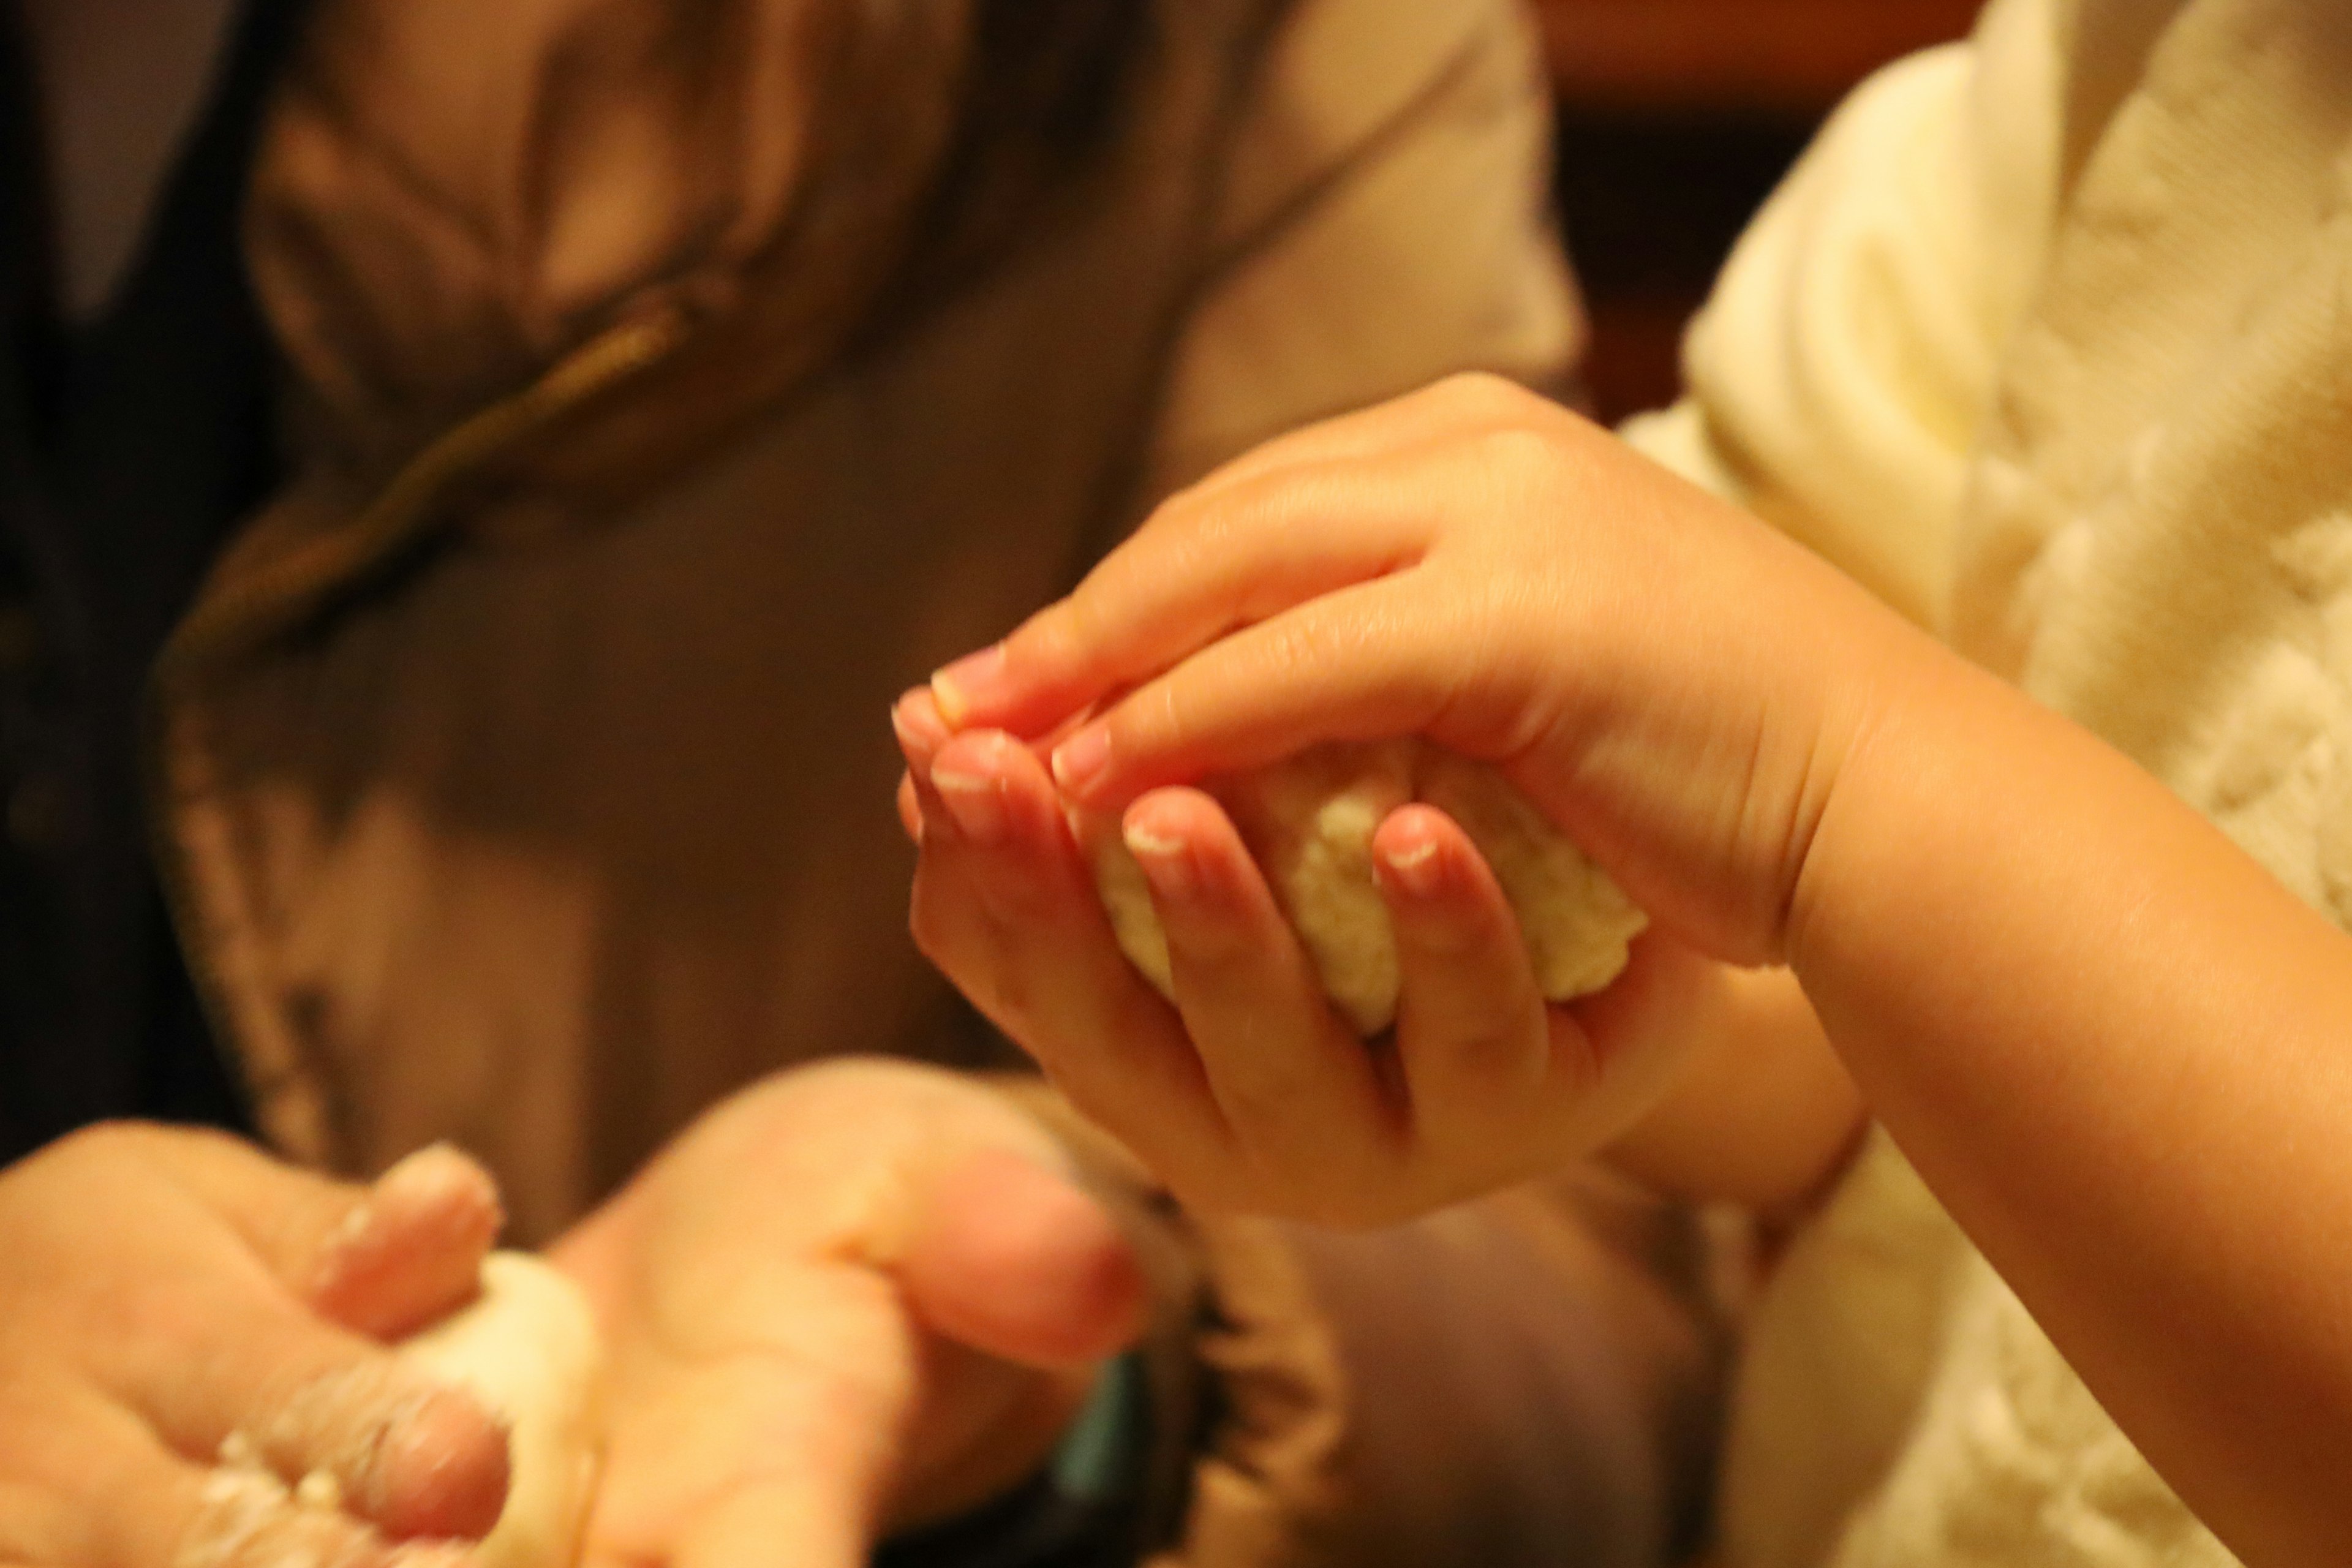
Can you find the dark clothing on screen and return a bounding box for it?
[0,0,308,1163]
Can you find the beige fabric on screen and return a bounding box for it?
[1629,0,2352,1561]
[160,0,1578,1237]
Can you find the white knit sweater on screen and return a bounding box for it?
[1627,0,2352,1561]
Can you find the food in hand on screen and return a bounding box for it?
[1087,740,1645,1034]
[397,1253,605,1568]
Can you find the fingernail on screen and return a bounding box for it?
[313,1144,500,1303]
[374,1142,498,1213]
[1052,725,1112,798]
[1381,835,1446,899]
[1123,818,1196,900]
[892,688,948,764]
[931,763,1010,843]
[931,645,1006,726]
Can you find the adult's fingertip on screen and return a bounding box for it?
[364,1384,513,1542]
[253,1365,511,1543]
[313,1146,503,1339]
[900,1149,1145,1370]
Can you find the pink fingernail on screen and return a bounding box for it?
[1381,835,1446,899]
[931,646,1006,726]
[892,689,948,764]
[1123,819,1197,901]
[1052,726,1112,798]
[931,763,1010,843]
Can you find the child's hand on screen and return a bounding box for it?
[924,375,2352,1560]
[927,374,1934,970]
[895,374,1924,1221]
[896,687,1736,1225]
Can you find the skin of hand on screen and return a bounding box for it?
[547,1058,1147,1568]
[911,372,2352,1566]
[891,374,1893,1223]
[0,1125,513,1568]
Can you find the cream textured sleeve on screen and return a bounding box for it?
[1621,0,2067,633]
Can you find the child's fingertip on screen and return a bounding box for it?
[930,644,1006,728]
[931,766,1009,844]
[1375,813,1450,902]
[897,773,925,845]
[893,687,949,763]
[1123,813,1197,902]
[1052,724,1113,800]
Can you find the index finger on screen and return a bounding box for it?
[929,451,1438,741]
[932,375,1581,741]
[120,1129,502,1340]
[1041,575,1473,810]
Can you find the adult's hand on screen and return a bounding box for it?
[551,1058,1148,1568]
[0,1125,513,1568]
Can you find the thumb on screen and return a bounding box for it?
[115,1131,512,1539]
[895,1148,1146,1370]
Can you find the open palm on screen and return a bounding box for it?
[551,1061,1145,1568]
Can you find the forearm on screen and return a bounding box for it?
[1602,963,1867,1216]
[1794,638,2352,1567]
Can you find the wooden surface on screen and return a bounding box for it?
[1536,0,1984,114]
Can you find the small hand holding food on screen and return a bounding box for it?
[899,374,1928,1222]
[0,1126,513,1568]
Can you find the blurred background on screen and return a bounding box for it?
[1532,0,1981,422]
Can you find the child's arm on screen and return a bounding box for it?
[915,377,2352,1567]
[1598,963,1864,1216]
[1782,617,2352,1568]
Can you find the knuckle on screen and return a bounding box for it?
[1427,370,1532,423]
[1469,423,1570,491]
[1259,612,1357,685]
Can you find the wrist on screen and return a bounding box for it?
[878,1353,1148,1568]
[893,1355,1106,1534]
[1780,614,1972,975]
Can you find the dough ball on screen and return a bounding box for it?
[396,1252,606,1568]
[1086,740,1646,1035]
